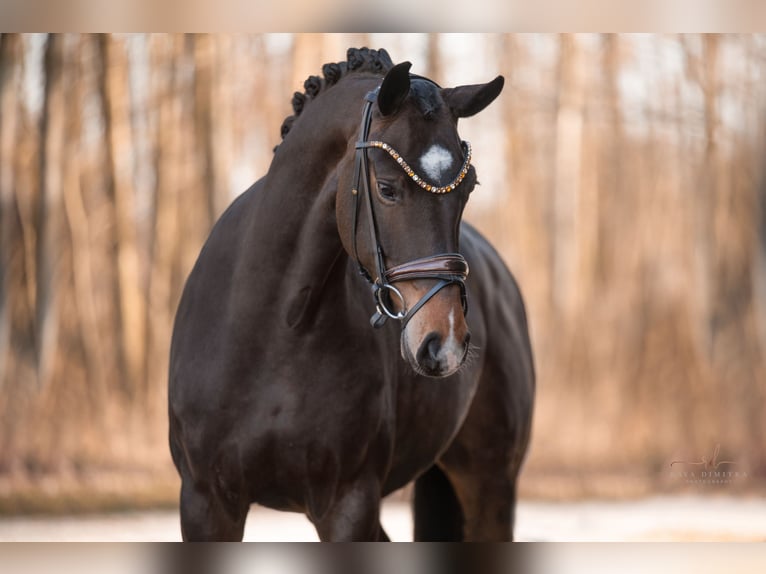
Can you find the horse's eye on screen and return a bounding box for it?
[377,183,397,202]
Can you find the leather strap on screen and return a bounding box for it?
[385,253,468,284]
[351,89,384,285]
[401,279,461,330]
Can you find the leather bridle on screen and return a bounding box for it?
[350,87,470,330]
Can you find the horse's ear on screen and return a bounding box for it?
[378,61,412,116]
[443,75,504,118]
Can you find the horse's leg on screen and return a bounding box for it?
[313,479,383,541]
[412,464,464,541]
[179,477,249,541]
[377,523,390,541]
[438,361,533,541]
[438,468,518,541]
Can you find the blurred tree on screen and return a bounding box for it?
[553,34,585,322]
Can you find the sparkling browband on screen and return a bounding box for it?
[365,140,472,194]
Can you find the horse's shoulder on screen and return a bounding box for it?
[458,223,535,423]
[170,179,266,394]
[460,222,532,356]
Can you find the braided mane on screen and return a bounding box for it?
[276,47,394,150]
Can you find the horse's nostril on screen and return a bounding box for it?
[417,332,442,371]
[427,334,441,361]
[463,332,471,348]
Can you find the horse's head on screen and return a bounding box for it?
[337,60,504,378]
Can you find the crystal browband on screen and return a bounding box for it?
[360,140,472,194]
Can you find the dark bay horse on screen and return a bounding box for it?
[168,48,535,541]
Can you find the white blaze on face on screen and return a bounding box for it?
[439,309,462,372]
[419,145,454,183]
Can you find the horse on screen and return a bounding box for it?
[168,47,535,541]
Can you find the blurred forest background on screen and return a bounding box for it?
[1,33,765,512]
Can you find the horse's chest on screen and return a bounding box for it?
[233,334,480,506]
[385,372,480,488]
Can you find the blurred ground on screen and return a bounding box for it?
[0,496,764,541]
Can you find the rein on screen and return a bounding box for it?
[351,87,470,329]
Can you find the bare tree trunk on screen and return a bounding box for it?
[0,33,18,388]
[701,35,721,348]
[426,33,441,83]
[0,34,42,467]
[757,152,766,358]
[145,34,183,401]
[174,35,212,324]
[35,34,65,390]
[61,35,108,408]
[209,35,235,215]
[291,34,322,91]
[99,34,146,398]
[193,34,217,227]
[552,34,585,322]
[598,33,623,285]
[681,35,717,352]
[748,37,766,362]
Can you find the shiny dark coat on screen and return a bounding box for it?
[169,49,534,541]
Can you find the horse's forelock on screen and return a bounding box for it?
[410,78,444,120]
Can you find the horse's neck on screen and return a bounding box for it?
[249,81,369,329]
[269,168,345,330]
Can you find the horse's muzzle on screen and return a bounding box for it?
[414,329,471,377]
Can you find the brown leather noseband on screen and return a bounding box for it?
[350,87,470,329]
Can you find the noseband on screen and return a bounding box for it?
[351,87,470,330]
